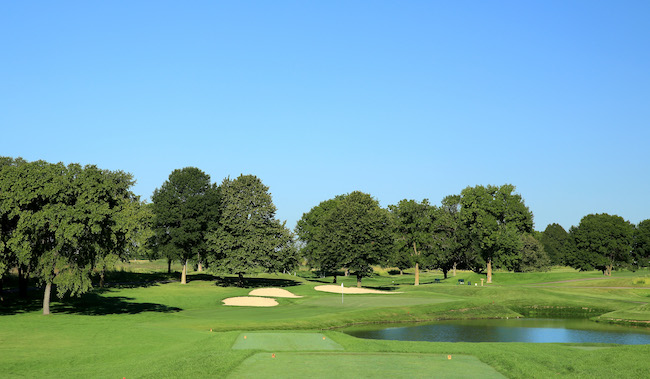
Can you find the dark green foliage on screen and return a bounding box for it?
[319,191,394,286]
[514,234,551,272]
[388,199,434,278]
[458,184,533,280]
[540,223,570,265]
[567,213,634,275]
[296,197,344,278]
[151,167,220,281]
[633,219,650,267]
[207,175,297,282]
[0,158,137,313]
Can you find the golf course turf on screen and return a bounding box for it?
[227,352,506,379]
[1,262,649,378]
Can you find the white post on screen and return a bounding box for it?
[341,282,344,304]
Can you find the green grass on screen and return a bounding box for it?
[232,332,343,351]
[1,263,650,378]
[227,352,506,379]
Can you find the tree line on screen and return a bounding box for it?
[2,157,649,314]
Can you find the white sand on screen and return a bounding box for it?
[248,288,302,298]
[314,285,402,294]
[222,296,279,307]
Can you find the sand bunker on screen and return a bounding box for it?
[314,285,401,294]
[249,288,302,298]
[222,297,279,307]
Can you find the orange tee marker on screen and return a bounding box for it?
[244,335,247,339]
[447,355,452,360]
[272,353,276,358]
[322,336,326,340]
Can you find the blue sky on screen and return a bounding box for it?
[2,1,649,231]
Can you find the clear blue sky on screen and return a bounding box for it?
[2,1,649,231]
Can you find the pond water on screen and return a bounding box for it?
[342,318,650,345]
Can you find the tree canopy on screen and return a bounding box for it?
[568,213,635,275]
[207,175,297,284]
[458,184,533,283]
[0,158,136,314]
[151,167,220,283]
[540,223,570,266]
[295,196,344,281]
[389,199,434,285]
[317,191,393,287]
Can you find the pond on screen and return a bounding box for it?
[342,318,650,345]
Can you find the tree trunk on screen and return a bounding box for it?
[0,277,4,302]
[487,258,492,284]
[332,275,337,284]
[399,269,403,275]
[413,242,420,286]
[356,274,362,288]
[43,282,52,315]
[238,272,244,287]
[344,269,349,276]
[181,259,188,284]
[452,262,457,277]
[167,258,172,274]
[197,252,203,272]
[99,270,105,288]
[443,268,448,279]
[606,264,613,276]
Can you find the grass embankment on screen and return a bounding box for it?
[1,261,649,378]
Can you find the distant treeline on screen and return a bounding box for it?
[1,157,648,314]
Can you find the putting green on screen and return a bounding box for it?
[232,332,344,351]
[227,352,506,379]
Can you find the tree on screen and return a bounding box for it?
[389,199,434,285]
[151,167,220,284]
[0,160,137,314]
[568,213,634,275]
[296,197,345,282]
[319,191,393,288]
[96,197,153,287]
[207,175,297,285]
[514,234,551,272]
[459,184,533,283]
[633,219,650,268]
[430,195,466,279]
[540,223,570,266]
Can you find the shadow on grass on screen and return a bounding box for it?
[214,276,302,288]
[53,291,182,315]
[0,288,182,316]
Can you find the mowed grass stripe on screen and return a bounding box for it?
[232,332,344,351]
[227,352,506,379]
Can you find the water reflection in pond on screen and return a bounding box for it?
[342,318,650,345]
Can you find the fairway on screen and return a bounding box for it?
[232,332,344,351]
[227,352,506,379]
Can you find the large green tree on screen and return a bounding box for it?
[295,197,344,282]
[633,219,650,268]
[151,167,220,284]
[389,199,434,285]
[207,175,297,285]
[319,191,393,288]
[540,223,570,266]
[0,159,136,314]
[459,184,533,283]
[568,213,634,275]
[430,195,466,279]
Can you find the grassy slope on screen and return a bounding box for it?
[1,263,649,378]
